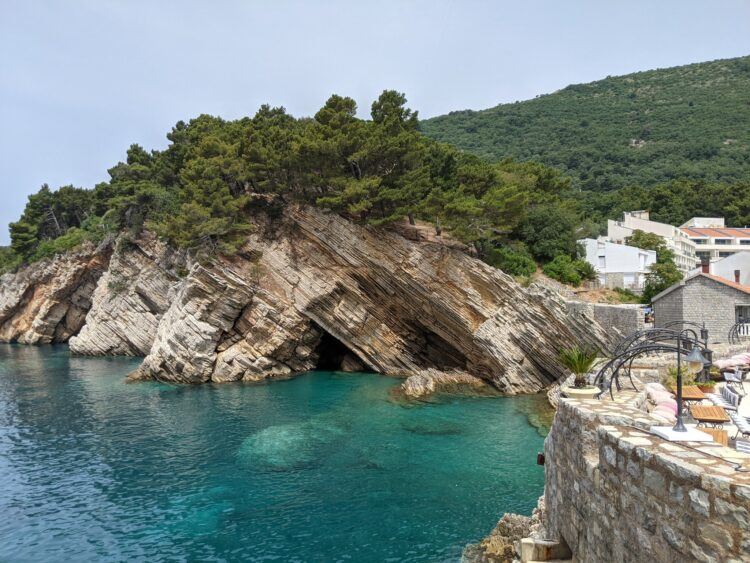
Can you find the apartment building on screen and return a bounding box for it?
[606,211,697,274]
[580,237,656,290]
[690,250,750,286]
[680,217,750,263]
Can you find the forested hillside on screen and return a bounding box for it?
[421,56,750,192]
[0,92,585,279]
[4,82,748,295]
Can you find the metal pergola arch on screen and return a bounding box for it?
[594,328,709,400]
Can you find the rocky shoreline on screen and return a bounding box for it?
[0,205,611,397]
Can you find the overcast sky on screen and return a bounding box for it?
[1,0,749,244]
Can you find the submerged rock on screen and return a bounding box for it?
[236,418,346,470]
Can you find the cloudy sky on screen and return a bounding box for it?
[1,0,749,244]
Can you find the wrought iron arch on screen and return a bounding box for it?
[594,329,708,400]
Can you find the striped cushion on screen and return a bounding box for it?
[657,399,678,415]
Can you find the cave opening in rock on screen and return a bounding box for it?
[312,327,366,372]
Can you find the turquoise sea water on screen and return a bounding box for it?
[0,344,547,562]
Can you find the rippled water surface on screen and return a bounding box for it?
[0,344,547,562]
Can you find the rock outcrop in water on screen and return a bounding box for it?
[0,203,610,395]
[0,244,110,343]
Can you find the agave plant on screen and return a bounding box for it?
[559,346,599,389]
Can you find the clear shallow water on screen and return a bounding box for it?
[0,344,547,562]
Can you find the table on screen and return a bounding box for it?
[669,385,707,414]
[669,385,706,401]
[690,405,730,428]
[697,427,729,446]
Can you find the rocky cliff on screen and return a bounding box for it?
[0,244,109,344]
[69,234,180,356]
[0,204,611,395]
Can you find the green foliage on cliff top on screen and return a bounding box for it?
[421,56,750,192]
[2,91,579,274]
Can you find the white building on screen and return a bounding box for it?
[580,237,657,290]
[607,211,696,274]
[690,250,750,286]
[680,217,750,264]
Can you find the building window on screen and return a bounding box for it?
[715,239,732,245]
[598,256,606,268]
[741,240,750,245]
[691,239,707,245]
[719,251,735,258]
[696,251,710,259]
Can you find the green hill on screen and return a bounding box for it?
[421,56,750,191]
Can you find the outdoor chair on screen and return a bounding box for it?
[708,385,742,412]
[725,370,746,396]
[729,411,750,439]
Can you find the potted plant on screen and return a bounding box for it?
[559,346,600,400]
[709,366,723,382]
[696,379,716,393]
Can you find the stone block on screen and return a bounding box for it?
[644,467,666,496]
[669,481,684,503]
[689,488,711,516]
[715,497,749,530]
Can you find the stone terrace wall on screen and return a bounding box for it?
[544,394,750,562]
[566,302,645,343]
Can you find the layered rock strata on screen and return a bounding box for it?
[1,205,611,394]
[69,234,180,355]
[0,242,109,343]
[131,205,610,392]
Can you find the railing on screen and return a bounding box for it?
[728,322,750,344]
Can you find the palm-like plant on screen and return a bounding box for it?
[559,346,599,389]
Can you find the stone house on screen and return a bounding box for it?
[651,272,750,343]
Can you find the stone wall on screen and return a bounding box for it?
[654,276,748,344]
[543,394,750,561]
[652,285,684,330]
[566,301,645,343]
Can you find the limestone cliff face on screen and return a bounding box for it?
[69,234,180,356]
[1,205,610,395]
[0,242,109,344]
[130,205,609,394]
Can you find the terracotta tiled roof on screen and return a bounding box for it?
[701,273,750,295]
[681,226,750,239]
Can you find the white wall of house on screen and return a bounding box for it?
[581,238,656,290]
[606,211,696,274]
[690,251,750,286]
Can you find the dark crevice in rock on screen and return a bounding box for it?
[311,323,367,372]
[312,327,356,370]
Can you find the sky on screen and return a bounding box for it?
[1,1,749,245]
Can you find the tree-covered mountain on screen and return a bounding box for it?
[0,92,582,277]
[421,56,750,192]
